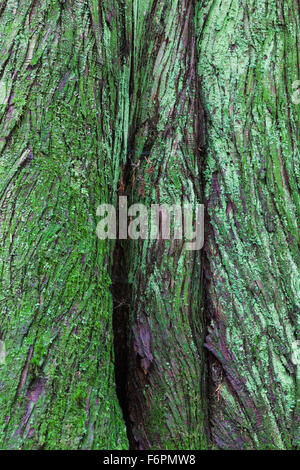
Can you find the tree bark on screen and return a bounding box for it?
[196,0,299,449]
[0,0,299,451]
[119,0,208,450]
[0,0,129,449]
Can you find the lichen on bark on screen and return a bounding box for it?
[196,0,299,449]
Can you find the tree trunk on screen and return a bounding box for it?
[0,0,129,449]
[0,0,298,451]
[118,0,208,450]
[196,0,299,449]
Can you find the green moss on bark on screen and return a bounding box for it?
[120,0,208,450]
[196,0,299,450]
[0,0,128,449]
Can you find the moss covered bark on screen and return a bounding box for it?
[0,0,129,449]
[196,0,299,449]
[0,0,298,451]
[120,0,208,450]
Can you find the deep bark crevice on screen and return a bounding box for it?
[111,147,136,449]
[111,237,135,449]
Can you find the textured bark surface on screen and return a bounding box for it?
[0,0,129,449]
[0,0,299,451]
[196,0,299,449]
[121,0,208,450]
